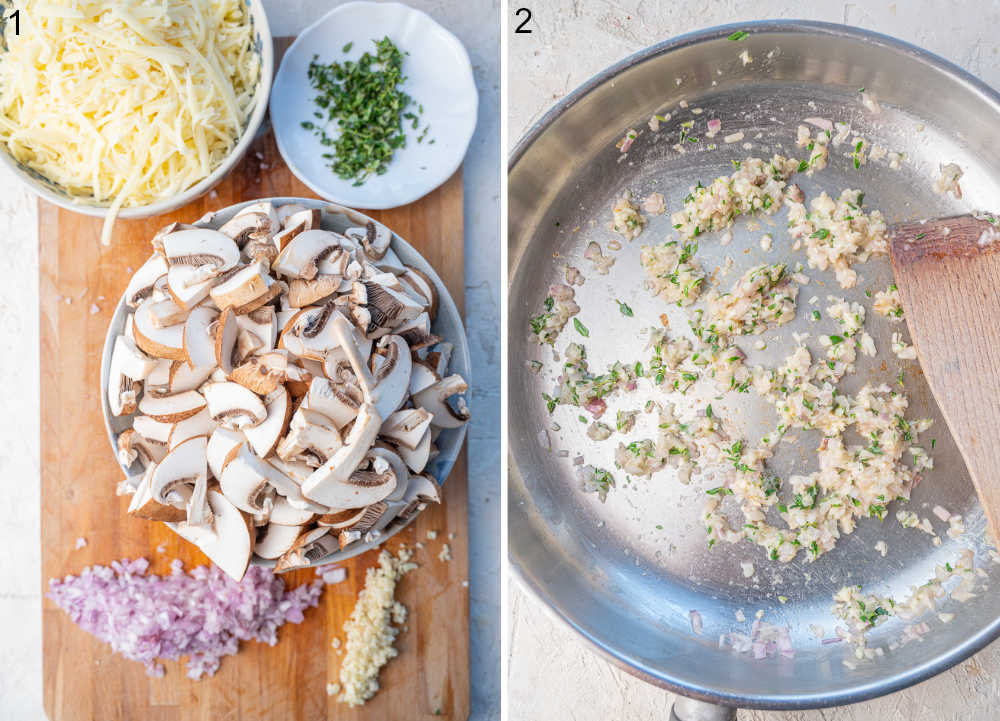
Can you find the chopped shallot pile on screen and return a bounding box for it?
[47,558,323,679]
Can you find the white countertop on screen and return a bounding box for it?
[0,1,499,718]
[507,1,1000,719]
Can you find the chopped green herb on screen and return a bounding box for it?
[915,232,926,240]
[706,487,734,495]
[705,404,713,418]
[727,30,749,41]
[812,310,821,321]
[810,228,831,240]
[342,41,353,53]
[616,300,634,317]
[829,334,844,345]
[573,318,589,337]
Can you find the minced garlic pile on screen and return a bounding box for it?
[336,548,417,706]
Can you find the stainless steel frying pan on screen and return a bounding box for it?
[508,21,1000,716]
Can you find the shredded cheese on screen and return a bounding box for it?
[0,0,260,244]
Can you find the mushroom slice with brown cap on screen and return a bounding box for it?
[213,307,239,374]
[394,312,440,351]
[425,342,453,378]
[371,246,406,275]
[393,473,442,525]
[108,342,146,416]
[125,255,168,308]
[300,403,384,507]
[230,351,288,396]
[275,406,343,466]
[207,427,244,480]
[118,428,167,467]
[274,527,338,571]
[203,381,267,430]
[219,444,277,514]
[128,465,188,522]
[268,494,316,526]
[243,386,291,457]
[399,266,439,320]
[330,317,411,419]
[316,247,350,277]
[169,489,254,581]
[183,305,219,368]
[413,374,470,429]
[307,375,361,430]
[111,335,158,381]
[237,306,277,352]
[144,358,172,392]
[254,522,302,560]
[133,297,186,361]
[234,328,263,365]
[210,262,271,310]
[149,435,207,507]
[380,408,433,450]
[287,275,341,307]
[408,361,439,396]
[167,408,216,449]
[272,229,341,280]
[152,221,200,250]
[167,361,215,394]
[276,203,322,228]
[219,202,280,246]
[349,280,423,335]
[133,414,173,445]
[233,281,285,315]
[343,218,392,261]
[161,228,240,282]
[369,445,410,502]
[138,390,206,423]
[271,214,310,252]
[395,427,432,473]
[166,264,215,310]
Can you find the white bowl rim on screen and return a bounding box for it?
[0,0,275,220]
[98,196,471,567]
[269,0,478,209]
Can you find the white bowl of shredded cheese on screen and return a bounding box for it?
[0,0,273,245]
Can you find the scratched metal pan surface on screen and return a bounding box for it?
[508,21,1000,709]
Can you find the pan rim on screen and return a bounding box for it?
[507,18,1000,709]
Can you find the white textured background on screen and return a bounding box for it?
[0,1,499,719]
[507,1,1000,719]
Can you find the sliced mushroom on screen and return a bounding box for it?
[277,305,344,361]
[287,275,341,307]
[149,435,207,507]
[144,358,172,392]
[124,255,168,308]
[425,342,453,378]
[166,264,215,310]
[138,390,206,423]
[316,247,350,277]
[183,305,220,368]
[372,246,406,275]
[268,494,316,526]
[276,203,322,229]
[219,444,277,514]
[300,403,383,507]
[210,262,271,310]
[399,266,439,320]
[206,426,245,481]
[274,527,338,571]
[133,297,186,360]
[380,408,433,449]
[213,307,239,374]
[369,445,410,502]
[409,361,439,396]
[230,351,288,395]
[272,215,310,252]
[161,228,240,283]
[236,306,277,352]
[330,316,410,419]
[233,281,285,315]
[132,414,173,444]
[306,375,361,430]
[275,406,343,466]
[111,334,158,383]
[169,489,254,581]
[167,408,216,449]
[344,219,392,261]
[108,343,143,416]
[412,374,470,429]
[128,464,188,522]
[254,522,302,560]
[396,427,432,473]
[167,361,215,394]
[243,386,291,457]
[272,229,341,280]
[219,202,280,246]
[394,311,440,350]
[203,381,267,430]
[348,280,423,335]
[117,428,167,468]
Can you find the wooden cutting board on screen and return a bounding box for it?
[39,113,470,719]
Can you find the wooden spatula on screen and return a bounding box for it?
[889,214,1000,541]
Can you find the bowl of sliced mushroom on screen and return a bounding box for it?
[100,198,470,580]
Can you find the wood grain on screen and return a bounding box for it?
[890,215,1000,542]
[40,128,470,719]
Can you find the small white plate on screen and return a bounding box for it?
[270,1,477,209]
